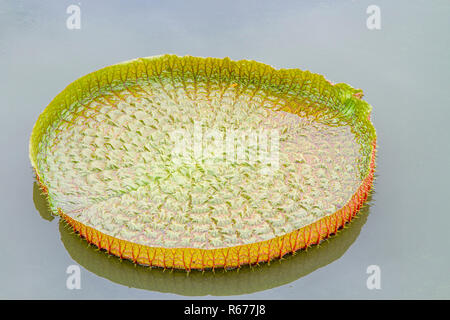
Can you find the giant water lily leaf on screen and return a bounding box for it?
[30,55,376,270]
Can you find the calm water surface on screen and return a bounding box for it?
[1,0,449,299]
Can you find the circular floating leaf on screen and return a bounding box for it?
[30,55,376,270]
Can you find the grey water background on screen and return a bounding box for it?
[0,0,449,299]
